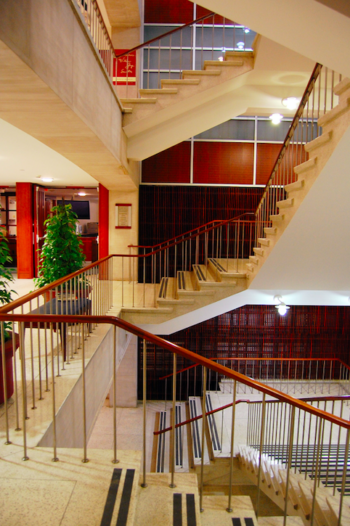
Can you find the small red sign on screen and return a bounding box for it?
[114,50,136,85]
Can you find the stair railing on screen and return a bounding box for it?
[121,212,259,308]
[1,302,350,522]
[116,13,255,97]
[255,63,342,242]
[158,357,350,401]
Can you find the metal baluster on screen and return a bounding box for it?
[227,379,237,512]
[141,339,147,488]
[1,323,11,444]
[338,428,350,526]
[256,393,266,518]
[112,325,119,464]
[283,406,295,526]
[199,366,207,512]
[50,322,58,462]
[170,353,177,488]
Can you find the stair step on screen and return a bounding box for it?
[258,518,304,525]
[139,88,178,96]
[122,107,133,114]
[101,468,136,526]
[318,97,350,127]
[182,70,221,77]
[333,77,350,97]
[294,157,317,175]
[264,227,277,235]
[249,255,259,265]
[284,179,305,193]
[173,493,197,526]
[204,59,244,68]
[161,78,200,86]
[304,131,332,152]
[120,97,157,104]
[276,198,294,209]
[270,214,285,222]
[257,237,271,247]
[246,263,255,272]
[121,306,173,314]
[253,247,264,257]
[225,50,253,60]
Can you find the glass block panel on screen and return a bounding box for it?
[143,71,182,89]
[8,226,16,236]
[195,26,255,51]
[194,119,255,141]
[144,25,192,48]
[8,197,16,210]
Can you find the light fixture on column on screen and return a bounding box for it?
[274,295,290,316]
[269,113,283,125]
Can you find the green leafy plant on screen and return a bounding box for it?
[34,204,86,289]
[0,226,16,340]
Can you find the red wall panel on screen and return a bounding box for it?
[145,0,194,24]
[256,143,308,185]
[142,142,191,183]
[16,182,34,279]
[193,142,254,185]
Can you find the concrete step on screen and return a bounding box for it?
[249,255,259,265]
[258,517,304,526]
[304,131,332,153]
[182,69,222,78]
[333,77,350,98]
[246,263,256,273]
[270,214,285,223]
[253,247,264,257]
[264,227,277,235]
[204,59,244,68]
[284,179,305,193]
[120,97,157,105]
[318,97,350,127]
[294,156,317,175]
[139,88,178,96]
[276,198,294,209]
[161,78,200,86]
[257,237,271,247]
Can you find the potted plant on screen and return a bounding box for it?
[34,203,86,295]
[0,223,18,404]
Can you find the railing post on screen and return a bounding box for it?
[1,323,11,444]
[227,379,237,512]
[141,339,147,488]
[112,325,119,464]
[256,393,266,518]
[338,427,350,526]
[283,406,295,526]
[50,322,59,462]
[199,366,207,512]
[19,321,29,460]
[170,353,177,488]
[82,323,89,463]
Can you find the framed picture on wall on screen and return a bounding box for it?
[115,203,132,229]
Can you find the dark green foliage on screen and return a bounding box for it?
[0,226,16,339]
[34,204,86,289]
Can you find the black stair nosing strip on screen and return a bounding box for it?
[232,519,241,526]
[205,393,220,451]
[178,272,182,290]
[159,278,165,298]
[189,399,201,459]
[164,277,169,298]
[209,258,227,273]
[244,518,254,526]
[194,265,206,282]
[175,405,183,467]
[182,272,185,290]
[100,468,122,526]
[173,493,183,526]
[186,494,197,526]
[116,469,135,526]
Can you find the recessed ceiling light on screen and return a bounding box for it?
[41,176,54,183]
[269,113,283,125]
[282,97,300,110]
[78,191,86,196]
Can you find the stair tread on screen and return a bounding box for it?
[318,96,350,127]
[182,70,221,77]
[120,97,157,104]
[204,59,244,68]
[139,88,178,95]
[161,79,200,86]
[294,156,317,174]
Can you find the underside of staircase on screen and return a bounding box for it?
[120,77,350,329]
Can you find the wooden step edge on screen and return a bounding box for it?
[157,298,195,305]
[318,97,350,127]
[122,107,133,114]
[139,88,178,95]
[161,78,200,86]
[249,255,259,265]
[285,179,305,193]
[333,77,350,97]
[304,131,332,152]
[276,198,294,209]
[120,97,157,104]
[203,59,244,68]
[270,214,285,222]
[182,70,221,77]
[225,50,254,59]
[294,157,317,175]
[246,263,255,272]
[253,247,264,257]
[121,306,173,314]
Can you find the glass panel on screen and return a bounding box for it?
[195,26,255,51]
[0,210,6,225]
[257,120,292,142]
[8,226,16,236]
[144,26,192,48]
[195,119,255,141]
[8,211,16,224]
[143,71,182,90]
[8,197,16,210]
[143,48,191,70]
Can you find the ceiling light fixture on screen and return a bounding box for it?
[244,27,250,33]
[41,176,54,183]
[218,56,224,62]
[237,41,245,50]
[269,113,283,125]
[78,191,86,196]
[274,295,290,316]
[282,97,300,110]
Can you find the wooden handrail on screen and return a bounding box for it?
[154,395,350,435]
[129,212,255,251]
[1,312,350,430]
[115,12,215,59]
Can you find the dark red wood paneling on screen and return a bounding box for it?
[193,142,254,185]
[256,143,309,185]
[145,0,194,24]
[99,184,109,259]
[142,142,191,183]
[16,182,34,279]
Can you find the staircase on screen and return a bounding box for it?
[119,76,350,329]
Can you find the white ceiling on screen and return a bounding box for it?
[0,118,98,189]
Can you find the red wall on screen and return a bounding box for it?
[194,142,254,184]
[16,183,34,279]
[99,184,109,259]
[142,143,191,183]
